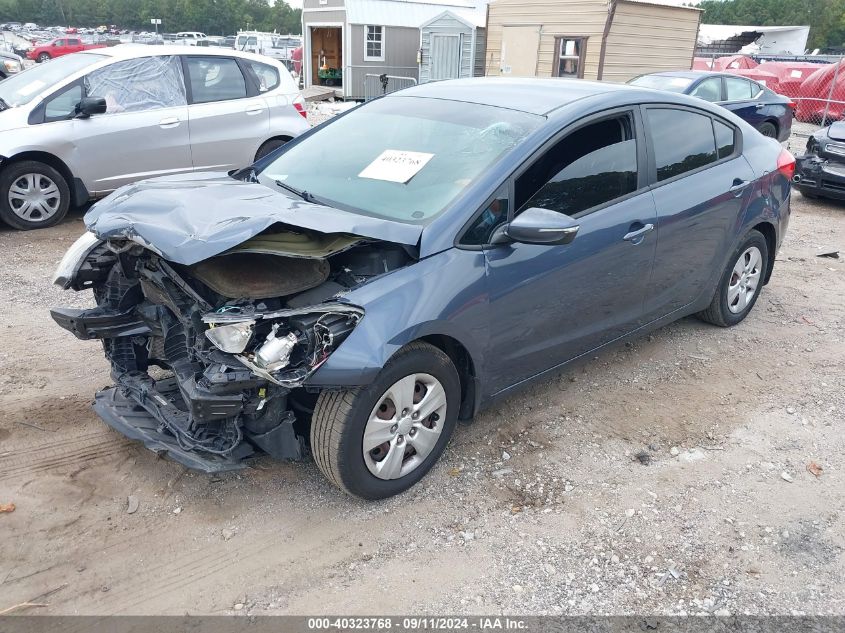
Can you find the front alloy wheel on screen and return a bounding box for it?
[0,160,71,230]
[311,342,460,499]
[363,373,447,480]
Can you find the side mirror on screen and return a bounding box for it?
[75,96,107,118]
[492,207,580,246]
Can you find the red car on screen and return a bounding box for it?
[27,37,106,63]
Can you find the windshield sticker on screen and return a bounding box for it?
[790,70,804,78]
[669,78,690,87]
[358,150,434,184]
[16,79,46,97]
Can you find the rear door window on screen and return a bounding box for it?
[647,108,717,182]
[725,77,753,101]
[714,120,736,159]
[185,56,248,103]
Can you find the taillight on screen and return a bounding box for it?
[777,148,796,181]
[786,100,797,110]
[293,101,307,120]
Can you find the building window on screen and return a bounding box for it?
[365,25,384,61]
[553,37,585,78]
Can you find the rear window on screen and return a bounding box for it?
[245,60,280,93]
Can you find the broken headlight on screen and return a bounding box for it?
[52,231,103,289]
[204,320,255,354]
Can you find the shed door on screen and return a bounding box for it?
[500,25,540,76]
[430,34,462,80]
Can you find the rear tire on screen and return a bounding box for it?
[310,342,460,499]
[757,121,778,138]
[0,160,70,230]
[255,139,288,162]
[697,230,768,327]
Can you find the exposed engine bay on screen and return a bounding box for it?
[51,227,413,471]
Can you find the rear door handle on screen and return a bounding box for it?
[246,104,265,115]
[159,116,180,128]
[755,103,765,109]
[730,179,751,196]
[623,223,654,243]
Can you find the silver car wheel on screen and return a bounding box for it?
[727,246,762,314]
[362,373,447,480]
[8,173,62,222]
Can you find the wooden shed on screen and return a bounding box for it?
[419,11,484,82]
[483,0,701,82]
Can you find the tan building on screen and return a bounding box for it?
[483,0,702,83]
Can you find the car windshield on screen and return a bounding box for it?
[258,96,543,224]
[628,75,695,93]
[0,52,105,106]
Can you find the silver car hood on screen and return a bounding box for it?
[84,172,422,265]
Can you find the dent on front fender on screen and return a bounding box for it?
[306,248,490,388]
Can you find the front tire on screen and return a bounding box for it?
[697,230,768,327]
[0,160,70,230]
[310,342,460,499]
[37,52,50,63]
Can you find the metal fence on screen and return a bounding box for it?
[363,74,418,102]
[694,53,845,141]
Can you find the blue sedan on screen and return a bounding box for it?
[628,71,794,141]
[52,78,794,499]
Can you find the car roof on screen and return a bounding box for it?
[92,44,273,64]
[639,70,733,80]
[391,77,637,116]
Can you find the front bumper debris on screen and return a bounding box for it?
[94,387,251,473]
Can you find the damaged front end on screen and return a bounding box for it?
[794,122,845,200]
[51,228,407,472]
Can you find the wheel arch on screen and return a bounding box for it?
[417,334,478,421]
[1,151,87,206]
[255,135,294,161]
[750,220,777,284]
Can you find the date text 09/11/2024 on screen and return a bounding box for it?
[306,617,528,630]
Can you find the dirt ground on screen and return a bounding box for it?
[1,190,843,616]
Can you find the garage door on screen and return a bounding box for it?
[500,25,541,77]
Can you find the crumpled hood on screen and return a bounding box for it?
[85,172,422,265]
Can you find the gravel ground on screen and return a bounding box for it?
[0,126,843,616]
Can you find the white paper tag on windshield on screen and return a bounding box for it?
[358,150,434,184]
[790,70,803,78]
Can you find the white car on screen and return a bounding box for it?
[175,32,207,46]
[0,45,309,230]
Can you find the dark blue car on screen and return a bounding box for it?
[628,71,794,141]
[52,78,794,499]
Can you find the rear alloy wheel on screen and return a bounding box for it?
[310,342,460,499]
[0,161,70,230]
[697,230,768,327]
[757,121,777,138]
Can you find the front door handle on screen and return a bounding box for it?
[159,116,180,128]
[623,223,654,244]
[730,179,750,196]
